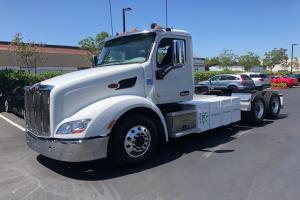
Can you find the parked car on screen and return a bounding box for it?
[199,74,255,90]
[4,86,29,116]
[241,73,271,90]
[195,84,209,94]
[288,73,300,83]
[269,75,299,87]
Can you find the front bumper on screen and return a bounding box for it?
[26,130,109,162]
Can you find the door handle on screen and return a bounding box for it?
[180,91,189,96]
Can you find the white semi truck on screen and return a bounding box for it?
[25,24,283,167]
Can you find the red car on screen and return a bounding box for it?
[269,75,299,87]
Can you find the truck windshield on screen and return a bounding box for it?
[97,32,156,67]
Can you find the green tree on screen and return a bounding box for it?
[280,59,290,70]
[78,31,110,62]
[262,48,288,72]
[238,52,260,71]
[8,33,48,74]
[219,49,238,69]
[205,57,219,71]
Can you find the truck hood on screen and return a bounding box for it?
[41,64,145,133]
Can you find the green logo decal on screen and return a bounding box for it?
[211,113,221,117]
[223,110,231,114]
[199,111,208,125]
[233,108,240,112]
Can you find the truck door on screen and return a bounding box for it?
[152,36,192,104]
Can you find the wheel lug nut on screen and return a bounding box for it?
[133,146,136,148]
[131,130,135,133]
[138,127,141,130]
[136,148,140,150]
[126,145,130,148]
[127,137,131,141]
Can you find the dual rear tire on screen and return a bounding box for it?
[242,91,281,124]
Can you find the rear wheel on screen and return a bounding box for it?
[4,100,10,113]
[264,91,281,119]
[108,114,158,167]
[229,86,237,90]
[244,94,266,125]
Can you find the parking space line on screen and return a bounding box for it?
[0,114,26,132]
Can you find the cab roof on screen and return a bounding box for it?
[100,28,191,44]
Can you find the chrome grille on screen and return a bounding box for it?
[25,85,53,137]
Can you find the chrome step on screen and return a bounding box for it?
[169,127,202,138]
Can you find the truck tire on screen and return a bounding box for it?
[255,91,267,96]
[108,114,158,167]
[264,91,281,119]
[244,94,266,125]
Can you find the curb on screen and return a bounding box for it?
[271,87,290,89]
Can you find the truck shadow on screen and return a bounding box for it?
[37,120,274,181]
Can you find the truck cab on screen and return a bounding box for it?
[25,26,195,166]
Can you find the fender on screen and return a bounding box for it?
[54,95,169,141]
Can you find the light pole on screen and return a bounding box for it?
[291,44,298,73]
[123,7,132,33]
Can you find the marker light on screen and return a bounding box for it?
[57,119,91,134]
[131,29,138,32]
[154,26,163,29]
[124,31,130,33]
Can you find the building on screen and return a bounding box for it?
[193,57,205,72]
[0,41,91,74]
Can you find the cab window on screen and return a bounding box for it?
[157,38,173,68]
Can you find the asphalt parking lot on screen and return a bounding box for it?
[1,87,300,200]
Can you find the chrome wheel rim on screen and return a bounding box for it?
[255,100,264,119]
[124,125,151,158]
[4,100,8,112]
[271,97,279,113]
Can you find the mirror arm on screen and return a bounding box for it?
[155,62,174,80]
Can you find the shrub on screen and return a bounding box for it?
[0,69,64,99]
[271,83,288,87]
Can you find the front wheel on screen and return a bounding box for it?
[4,100,10,113]
[108,114,158,167]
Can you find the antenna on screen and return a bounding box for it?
[166,0,168,27]
[109,0,113,36]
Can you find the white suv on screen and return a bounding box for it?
[241,73,271,90]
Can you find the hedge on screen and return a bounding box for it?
[0,69,64,98]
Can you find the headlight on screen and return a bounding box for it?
[57,119,91,134]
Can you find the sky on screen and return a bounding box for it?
[1,0,300,59]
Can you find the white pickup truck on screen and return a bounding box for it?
[25,24,283,167]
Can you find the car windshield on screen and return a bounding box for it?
[97,33,156,67]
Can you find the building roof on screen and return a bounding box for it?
[0,41,86,54]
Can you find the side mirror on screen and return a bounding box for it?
[172,40,185,67]
[92,55,98,68]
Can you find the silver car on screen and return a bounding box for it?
[241,73,271,90]
[199,74,255,90]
